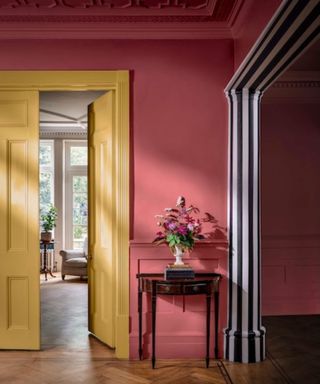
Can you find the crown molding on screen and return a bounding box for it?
[263,75,320,103]
[0,0,214,16]
[0,21,232,39]
[0,0,241,39]
[40,130,87,139]
[278,71,320,82]
[263,72,320,104]
[271,80,320,88]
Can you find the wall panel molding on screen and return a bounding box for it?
[8,140,28,252]
[262,234,320,249]
[7,276,29,330]
[262,249,320,315]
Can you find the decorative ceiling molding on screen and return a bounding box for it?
[0,0,210,9]
[0,21,231,38]
[40,129,87,138]
[271,80,320,88]
[0,0,227,18]
[263,79,320,104]
[277,70,320,82]
[0,0,242,39]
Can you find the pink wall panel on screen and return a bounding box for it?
[130,243,227,359]
[0,39,233,357]
[261,100,320,315]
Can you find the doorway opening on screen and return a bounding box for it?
[0,70,129,358]
[39,91,109,352]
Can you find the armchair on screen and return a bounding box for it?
[59,238,88,280]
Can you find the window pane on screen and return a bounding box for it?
[73,226,87,250]
[39,172,53,216]
[70,146,87,166]
[73,176,87,193]
[39,143,52,166]
[72,175,88,249]
[73,225,87,239]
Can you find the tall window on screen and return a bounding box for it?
[65,141,88,250]
[39,140,54,218]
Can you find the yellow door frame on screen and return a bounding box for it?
[0,71,130,359]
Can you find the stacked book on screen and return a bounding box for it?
[165,263,195,280]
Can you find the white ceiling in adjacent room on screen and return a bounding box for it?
[40,91,105,135]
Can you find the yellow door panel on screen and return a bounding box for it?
[88,92,115,347]
[0,91,40,349]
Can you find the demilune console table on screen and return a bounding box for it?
[136,272,221,368]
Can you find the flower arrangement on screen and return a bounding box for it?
[153,196,219,253]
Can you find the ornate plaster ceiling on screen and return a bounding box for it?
[0,0,237,20]
[0,0,246,38]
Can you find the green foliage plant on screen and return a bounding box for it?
[41,205,58,232]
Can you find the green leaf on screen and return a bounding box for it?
[169,240,176,247]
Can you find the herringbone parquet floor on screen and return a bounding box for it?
[0,356,230,384]
[0,275,318,384]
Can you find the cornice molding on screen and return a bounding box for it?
[271,80,320,88]
[0,21,232,39]
[0,0,240,39]
[0,0,213,14]
[40,130,87,138]
[263,79,320,104]
[0,0,236,19]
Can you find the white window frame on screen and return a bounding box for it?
[39,139,55,216]
[64,140,88,250]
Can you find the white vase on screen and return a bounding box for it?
[173,245,185,266]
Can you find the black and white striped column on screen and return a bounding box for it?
[224,89,265,363]
[224,0,319,363]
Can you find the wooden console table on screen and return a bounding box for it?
[136,272,221,369]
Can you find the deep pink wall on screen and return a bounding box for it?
[0,39,232,357]
[233,0,282,71]
[0,39,231,237]
[261,99,320,315]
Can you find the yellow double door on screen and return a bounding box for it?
[0,91,114,350]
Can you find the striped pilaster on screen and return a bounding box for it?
[224,0,319,363]
[224,89,265,363]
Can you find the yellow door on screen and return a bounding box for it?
[0,91,40,349]
[88,92,115,347]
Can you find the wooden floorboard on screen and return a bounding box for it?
[0,276,318,383]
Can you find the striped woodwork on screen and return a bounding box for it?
[224,0,320,363]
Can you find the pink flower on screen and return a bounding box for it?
[168,222,177,230]
[178,225,188,235]
[187,223,194,231]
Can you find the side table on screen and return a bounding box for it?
[136,272,221,368]
[40,240,56,281]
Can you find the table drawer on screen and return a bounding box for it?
[156,283,182,295]
[182,283,208,295]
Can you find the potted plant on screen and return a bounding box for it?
[40,205,58,242]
